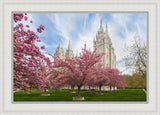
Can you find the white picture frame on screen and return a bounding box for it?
[0,0,160,115]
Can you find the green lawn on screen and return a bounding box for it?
[14,89,146,102]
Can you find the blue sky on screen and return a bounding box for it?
[23,13,147,75]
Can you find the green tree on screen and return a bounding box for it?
[125,74,146,89]
[124,35,147,78]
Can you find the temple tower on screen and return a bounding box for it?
[93,20,116,68]
[65,38,74,57]
[54,40,65,59]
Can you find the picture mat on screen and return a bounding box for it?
[1,0,159,114]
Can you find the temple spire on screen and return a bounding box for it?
[65,38,74,57]
[99,19,104,32]
[106,24,108,34]
[54,39,65,59]
[58,39,61,48]
[100,19,102,25]
[68,38,71,50]
[76,50,78,57]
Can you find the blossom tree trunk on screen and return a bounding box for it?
[77,85,81,97]
[99,85,102,94]
[110,86,112,92]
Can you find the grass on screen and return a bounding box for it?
[14,89,146,102]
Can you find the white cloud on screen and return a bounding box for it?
[47,14,74,52]
[72,14,101,55]
[47,13,93,54]
[48,14,74,39]
[39,13,147,75]
[106,13,146,75]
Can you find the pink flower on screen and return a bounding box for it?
[37,40,41,42]
[37,25,45,33]
[37,28,42,33]
[30,20,32,23]
[39,25,45,30]
[25,13,27,15]
[18,23,23,29]
[24,16,28,21]
[26,25,30,28]
[41,46,45,49]
[14,13,24,22]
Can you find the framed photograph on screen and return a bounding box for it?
[0,0,160,115]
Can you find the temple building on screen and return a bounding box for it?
[54,20,117,91]
[54,40,65,59]
[54,39,74,58]
[54,20,116,68]
[93,20,116,68]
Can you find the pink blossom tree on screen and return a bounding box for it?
[88,64,109,94]
[106,67,127,91]
[13,13,51,92]
[53,44,104,99]
[115,73,128,89]
[47,67,72,90]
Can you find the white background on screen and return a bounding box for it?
[0,0,160,115]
